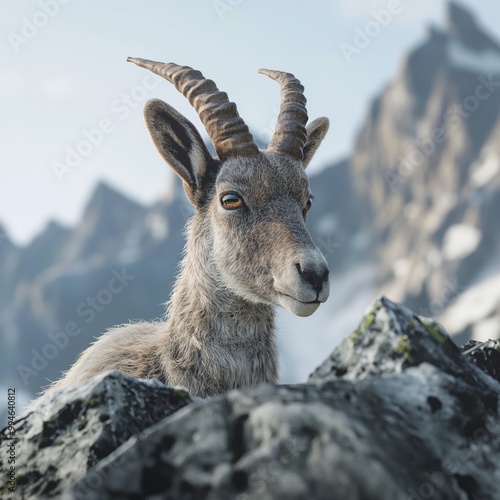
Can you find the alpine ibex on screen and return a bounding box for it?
[39,59,330,400]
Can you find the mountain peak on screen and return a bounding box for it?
[0,223,13,249]
[0,222,9,238]
[447,1,500,53]
[84,181,143,217]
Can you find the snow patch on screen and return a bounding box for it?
[439,273,500,335]
[442,224,481,261]
[118,226,143,264]
[448,39,500,74]
[146,212,168,240]
[472,152,500,187]
[393,258,411,277]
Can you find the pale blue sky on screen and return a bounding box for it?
[1,0,499,244]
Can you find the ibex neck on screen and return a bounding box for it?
[166,217,276,343]
[162,216,278,396]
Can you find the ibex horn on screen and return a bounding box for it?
[259,69,308,162]
[127,58,259,160]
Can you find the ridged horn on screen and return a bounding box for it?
[258,69,308,161]
[127,58,259,160]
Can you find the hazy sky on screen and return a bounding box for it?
[1,0,500,245]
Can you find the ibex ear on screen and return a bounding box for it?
[302,117,330,168]
[144,99,219,206]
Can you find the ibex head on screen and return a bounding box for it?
[128,58,330,317]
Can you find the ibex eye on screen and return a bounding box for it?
[221,193,244,210]
[304,198,313,212]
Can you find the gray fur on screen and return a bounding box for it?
[30,70,330,406]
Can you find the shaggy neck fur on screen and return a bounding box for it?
[160,214,278,397]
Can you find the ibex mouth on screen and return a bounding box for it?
[275,291,323,317]
[280,292,320,305]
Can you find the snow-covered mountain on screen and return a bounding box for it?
[350,1,500,344]
[1,2,499,403]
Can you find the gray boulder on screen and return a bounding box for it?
[68,297,499,500]
[309,296,474,382]
[0,371,196,499]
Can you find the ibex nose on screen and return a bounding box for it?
[295,262,329,294]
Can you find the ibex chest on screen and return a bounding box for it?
[199,337,278,392]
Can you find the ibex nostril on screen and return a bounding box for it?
[296,263,329,293]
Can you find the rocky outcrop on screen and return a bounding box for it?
[460,339,500,382]
[0,372,196,499]
[2,297,498,499]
